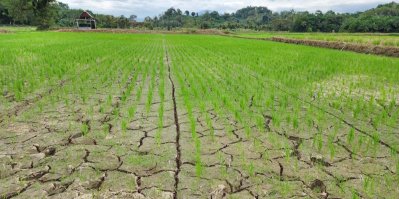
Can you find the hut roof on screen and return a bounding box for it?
[79,11,94,20]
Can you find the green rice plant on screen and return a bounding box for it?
[103,124,111,135]
[363,176,375,197]
[292,115,299,129]
[81,123,89,136]
[353,134,364,154]
[396,160,399,179]
[284,145,292,162]
[156,64,165,146]
[383,41,394,46]
[312,132,323,152]
[372,40,381,45]
[112,108,120,118]
[225,119,234,139]
[195,153,203,177]
[107,94,112,106]
[371,131,380,155]
[128,106,136,120]
[88,106,94,118]
[347,128,355,145]
[244,125,251,139]
[99,106,104,113]
[255,114,265,133]
[271,111,281,128]
[37,101,44,113]
[390,145,398,157]
[145,68,156,115]
[267,131,279,148]
[121,92,128,102]
[279,181,292,197]
[121,119,127,133]
[247,162,255,176]
[205,113,215,141]
[351,189,361,199]
[286,115,291,125]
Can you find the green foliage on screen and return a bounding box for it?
[32,0,58,30]
[0,0,58,28]
[3,0,34,24]
[2,1,399,32]
[341,2,399,32]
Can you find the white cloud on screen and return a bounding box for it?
[60,0,396,19]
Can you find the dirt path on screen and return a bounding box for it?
[224,35,399,57]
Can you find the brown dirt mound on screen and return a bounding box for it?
[270,37,399,57]
[0,29,10,34]
[56,28,224,35]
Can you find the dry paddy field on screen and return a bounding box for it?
[0,32,399,199]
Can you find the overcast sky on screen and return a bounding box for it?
[61,0,396,20]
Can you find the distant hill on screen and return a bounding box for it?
[341,2,399,32]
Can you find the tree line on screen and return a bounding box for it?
[0,0,136,29]
[144,2,399,33]
[1,0,398,32]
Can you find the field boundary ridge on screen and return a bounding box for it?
[224,34,399,57]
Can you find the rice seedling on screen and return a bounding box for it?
[81,123,89,136]
[347,128,355,145]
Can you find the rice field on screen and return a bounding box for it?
[237,32,399,47]
[1,32,399,198]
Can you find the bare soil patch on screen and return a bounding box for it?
[224,35,399,57]
[56,28,224,35]
[271,37,399,57]
[0,29,10,34]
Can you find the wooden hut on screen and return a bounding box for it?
[76,11,96,30]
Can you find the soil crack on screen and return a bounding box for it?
[163,39,181,199]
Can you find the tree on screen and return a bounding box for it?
[165,8,177,17]
[1,1,397,32]
[291,12,313,32]
[200,21,210,29]
[31,0,58,29]
[117,15,129,28]
[0,1,12,24]
[4,0,33,24]
[129,14,137,22]
[340,2,399,32]
[143,16,153,29]
[55,2,78,27]
[177,9,182,15]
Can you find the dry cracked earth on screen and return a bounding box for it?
[1,40,398,199]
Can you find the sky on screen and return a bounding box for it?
[61,0,396,20]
